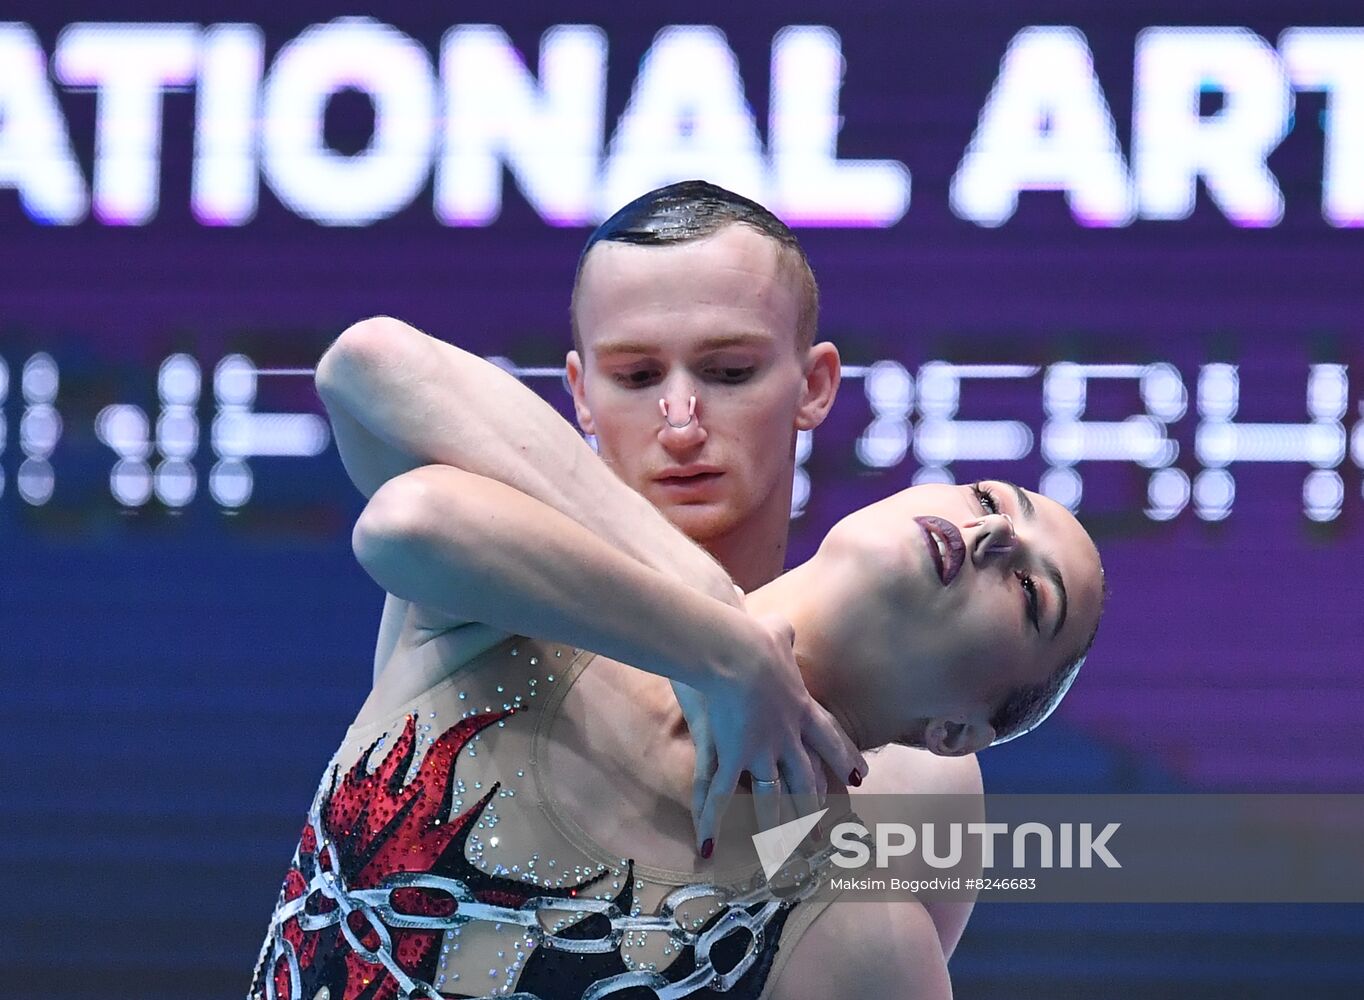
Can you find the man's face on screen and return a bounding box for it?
[817,480,1104,749]
[567,225,815,546]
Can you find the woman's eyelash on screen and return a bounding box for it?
[1017,572,1041,630]
[971,482,1000,514]
[974,482,1042,630]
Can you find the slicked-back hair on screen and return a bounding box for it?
[570,180,819,354]
[893,571,1105,752]
[988,631,1094,745]
[989,571,1107,746]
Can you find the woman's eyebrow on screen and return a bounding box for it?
[1003,479,1036,519]
[1041,557,1068,639]
[1000,480,1067,639]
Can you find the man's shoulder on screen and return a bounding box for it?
[770,896,951,1000]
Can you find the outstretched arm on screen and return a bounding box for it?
[355,463,865,850]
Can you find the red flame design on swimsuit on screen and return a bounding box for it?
[255,708,613,1000]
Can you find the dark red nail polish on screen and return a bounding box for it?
[812,823,824,842]
[848,768,862,787]
[701,838,714,859]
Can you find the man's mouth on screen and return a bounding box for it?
[655,466,723,488]
[913,516,965,586]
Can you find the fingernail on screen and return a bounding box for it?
[848,768,862,787]
[701,838,714,859]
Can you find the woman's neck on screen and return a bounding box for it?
[744,561,879,752]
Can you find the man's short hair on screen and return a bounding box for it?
[570,180,819,354]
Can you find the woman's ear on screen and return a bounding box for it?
[923,716,995,757]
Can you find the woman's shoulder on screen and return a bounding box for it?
[767,895,950,1000]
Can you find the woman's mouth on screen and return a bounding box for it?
[913,516,965,586]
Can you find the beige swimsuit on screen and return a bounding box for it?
[249,637,839,1000]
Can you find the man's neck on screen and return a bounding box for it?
[702,485,795,592]
[706,537,784,593]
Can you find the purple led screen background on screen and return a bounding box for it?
[2,3,1362,997]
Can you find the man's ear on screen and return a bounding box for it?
[923,716,995,757]
[796,341,841,431]
[564,350,596,435]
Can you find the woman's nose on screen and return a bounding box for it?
[966,512,1017,563]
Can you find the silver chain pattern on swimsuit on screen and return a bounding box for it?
[260,805,838,1000]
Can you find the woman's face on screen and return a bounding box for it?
[814,480,1104,750]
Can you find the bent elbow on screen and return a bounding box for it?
[315,315,406,401]
[352,473,438,587]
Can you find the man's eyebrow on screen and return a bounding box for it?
[694,332,773,351]
[591,340,657,357]
[593,332,772,356]
[1002,480,1067,639]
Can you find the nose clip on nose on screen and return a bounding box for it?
[659,395,697,430]
[965,513,1016,553]
[964,513,1013,531]
[988,513,1017,553]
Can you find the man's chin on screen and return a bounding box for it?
[656,499,742,543]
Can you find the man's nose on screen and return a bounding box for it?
[967,512,1017,564]
[658,383,706,449]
